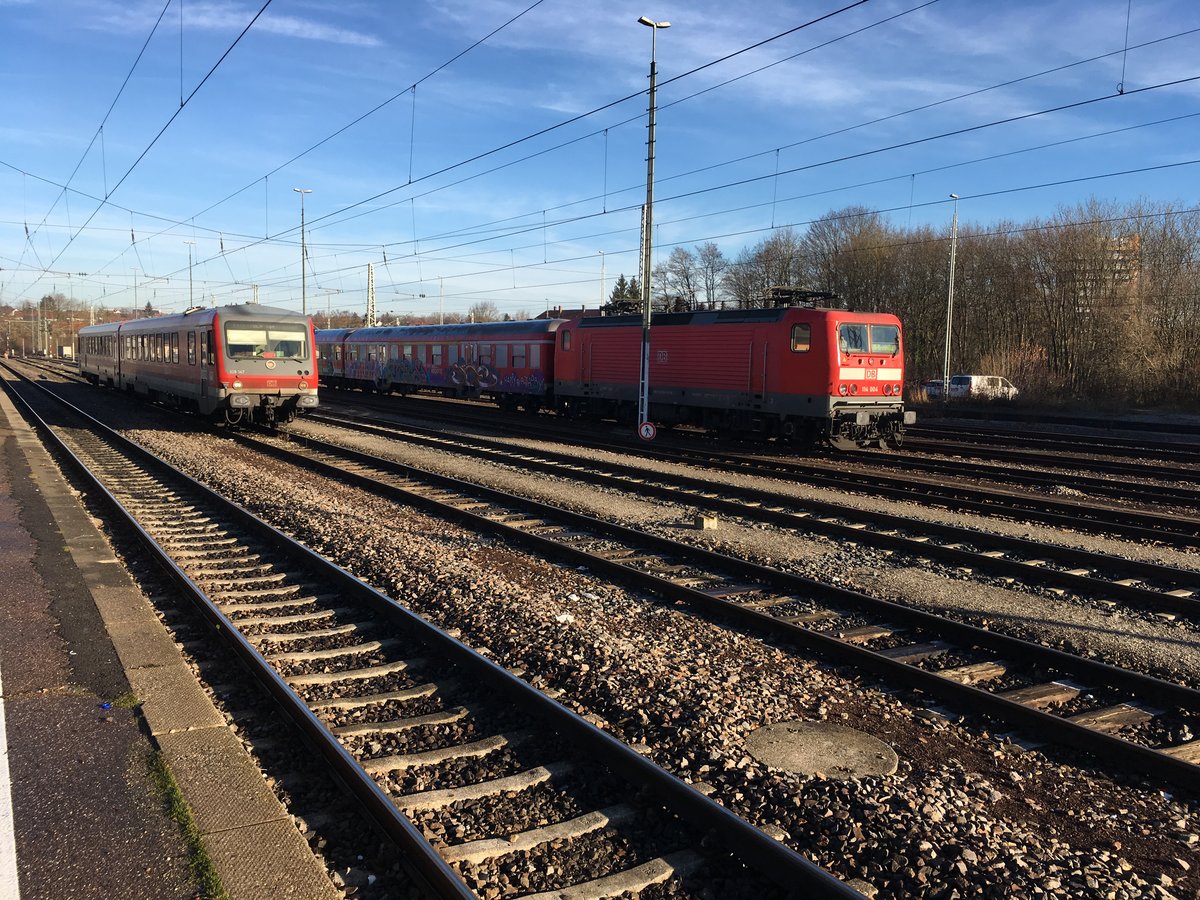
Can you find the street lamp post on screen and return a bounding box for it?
[183,241,196,307]
[294,187,312,316]
[637,14,669,440]
[942,193,959,404]
[598,250,605,307]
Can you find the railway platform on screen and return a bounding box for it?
[0,386,338,899]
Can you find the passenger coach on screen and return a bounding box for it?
[316,319,560,411]
[78,303,319,426]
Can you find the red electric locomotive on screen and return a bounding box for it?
[553,307,912,449]
[78,303,319,426]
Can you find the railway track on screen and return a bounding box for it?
[301,411,1200,624]
[904,420,1200,466]
[3,369,858,899]
[240,415,1200,791]
[318,389,1200,517]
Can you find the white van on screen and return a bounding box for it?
[948,374,1018,400]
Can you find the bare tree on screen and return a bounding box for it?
[467,300,501,322]
[658,246,700,310]
[695,242,728,309]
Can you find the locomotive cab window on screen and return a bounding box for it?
[790,323,811,352]
[837,323,869,354]
[870,324,900,355]
[560,330,571,351]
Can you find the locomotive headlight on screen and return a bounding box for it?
[838,383,848,396]
[883,383,893,396]
[895,383,902,394]
[850,383,859,395]
[231,380,243,390]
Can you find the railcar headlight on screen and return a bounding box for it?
[838,383,848,396]
[895,383,902,394]
[883,383,893,396]
[850,383,859,395]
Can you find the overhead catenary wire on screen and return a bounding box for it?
[10,5,1200,315]
[12,0,276,304]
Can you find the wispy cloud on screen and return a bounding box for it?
[90,0,382,47]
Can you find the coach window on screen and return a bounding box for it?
[512,343,526,368]
[187,332,196,365]
[495,344,507,368]
[171,334,180,364]
[560,330,571,352]
[432,344,443,368]
[790,323,811,352]
[530,344,540,368]
[479,344,492,366]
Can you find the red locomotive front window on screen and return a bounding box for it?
[838,323,869,354]
[870,324,900,355]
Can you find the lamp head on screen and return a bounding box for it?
[949,193,959,200]
[638,16,670,27]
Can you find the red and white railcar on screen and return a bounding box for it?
[78,303,319,425]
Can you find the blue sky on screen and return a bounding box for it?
[1,0,1198,320]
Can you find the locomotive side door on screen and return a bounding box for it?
[747,327,767,403]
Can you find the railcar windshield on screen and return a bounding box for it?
[224,324,309,360]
